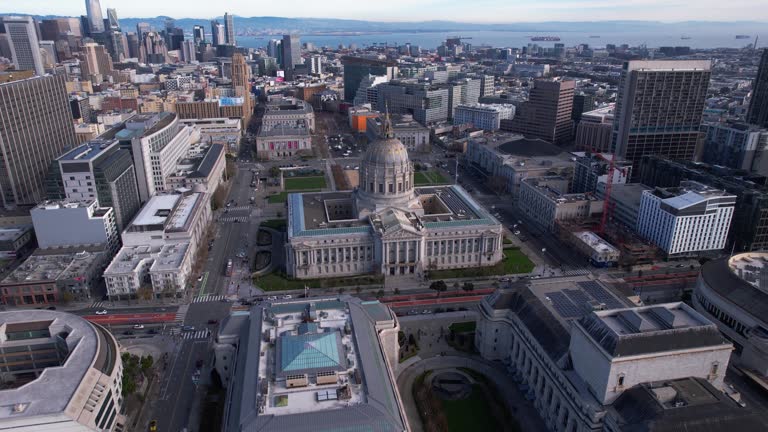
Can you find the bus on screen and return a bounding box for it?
[225,259,233,277]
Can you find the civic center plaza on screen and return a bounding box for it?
[213,124,768,431]
[285,116,504,279]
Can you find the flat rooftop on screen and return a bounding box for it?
[130,194,180,228]
[225,297,406,432]
[573,231,619,254]
[576,302,729,357]
[524,177,600,203]
[105,245,156,275]
[1,250,102,284]
[58,139,117,162]
[604,183,651,208]
[150,243,190,272]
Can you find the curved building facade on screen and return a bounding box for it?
[0,310,124,431]
[694,252,768,375]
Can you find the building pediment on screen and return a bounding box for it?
[380,227,423,240]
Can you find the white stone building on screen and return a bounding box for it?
[286,117,503,279]
[636,181,735,257]
[518,176,603,231]
[104,191,211,298]
[118,112,198,202]
[453,103,515,131]
[180,117,242,154]
[476,278,733,432]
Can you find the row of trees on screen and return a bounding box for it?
[121,353,154,397]
[429,280,475,296]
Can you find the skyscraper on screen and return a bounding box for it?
[135,22,150,39]
[193,25,205,45]
[2,16,45,76]
[508,78,575,145]
[106,8,120,30]
[612,60,711,172]
[211,20,225,47]
[747,49,768,128]
[224,13,235,46]
[80,42,114,80]
[232,53,252,124]
[0,74,77,207]
[281,34,302,78]
[85,0,105,33]
[341,56,398,102]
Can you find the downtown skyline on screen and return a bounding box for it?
[5,0,768,23]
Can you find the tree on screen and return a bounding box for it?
[140,355,154,372]
[462,282,475,292]
[212,184,228,210]
[337,287,345,295]
[269,166,281,178]
[60,291,74,304]
[354,286,361,295]
[375,289,385,299]
[453,282,460,292]
[137,285,154,301]
[393,288,400,295]
[429,280,448,297]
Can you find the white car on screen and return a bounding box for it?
[95,309,108,315]
[283,294,292,299]
[133,324,145,330]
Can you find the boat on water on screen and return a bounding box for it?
[530,36,561,41]
[736,35,751,39]
[589,35,600,38]
[681,36,692,40]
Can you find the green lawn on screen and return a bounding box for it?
[253,272,384,291]
[260,219,287,231]
[428,248,534,279]
[441,385,503,432]
[449,321,477,333]
[284,176,327,191]
[414,170,450,186]
[267,192,288,204]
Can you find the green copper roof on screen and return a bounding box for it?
[280,332,342,372]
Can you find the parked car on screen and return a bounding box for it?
[182,325,195,332]
[207,319,219,325]
[133,324,145,330]
[95,309,108,315]
[149,420,158,432]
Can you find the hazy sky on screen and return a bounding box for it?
[7,0,767,22]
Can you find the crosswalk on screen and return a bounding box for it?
[90,301,105,309]
[175,304,189,324]
[218,216,249,223]
[193,295,228,303]
[225,205,251,212]
[561,268,591,277]
[180,329,210,340]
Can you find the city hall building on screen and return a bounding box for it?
[286,117,504,279]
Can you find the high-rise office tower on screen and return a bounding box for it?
[136,22,151,39]
[140,31,168,64]
[747,49,768,128]
[281,34,301,78]
[211,20,225,47]
[85,0,105,33]
[52,139,141,231]
[232,53,252,124]
[126,32,140,58]
[80,42,114,80]
[193,25,205,45]
[224,13,235,46]
[2,16,45,76]
[267,39,282,65]
[182,40,196,63]
[612,60,711,171]
[341,56,398,102]
[106,8,120,30]
[0,74,77,207]
[508,78,575,145]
